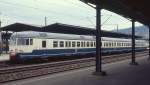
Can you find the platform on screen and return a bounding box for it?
[0,54,9,61]
[3,55,150,85]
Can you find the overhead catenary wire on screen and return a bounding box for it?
[101,15,112,27]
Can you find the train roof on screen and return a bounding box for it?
[10,31,95,40]
[10,31,146,42]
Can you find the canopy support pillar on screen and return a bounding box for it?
[130,19,138,65]
[148,25,150,60]
[93,4,106,76]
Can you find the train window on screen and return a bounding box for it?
[122,43,124,46]
[127,43,129,46]
[17,39,23,45]
[60,41,64,47]
[111,43,113,47]
[117,43,119,46]
[125,43,127,46]
[91,42,93,47]
[105,42,108,47]
[114,43,116,46]
[17,38,30,45]
[119,43,121,46]
[84,42,86,47]
[129,43,131,46]
[69,41,71,47]
[77,42,80,47]
[118,43,121,46]
[72,42,76,47]
[26,39,29,45]
[106,42,108,47]
[118,43,119,46]
[113,43,115,46]
[124,43,126,46]
[94,42,96,47]
[81,42,84,47]
[109,43,111,47]
[53,41,58,48]
[128,43,130,46]
[65,41,71,47]
[65,41,68,47]
[42,41,46,48]
[104,42,106,47]
[87,42,89,47]
[30,39,33,45]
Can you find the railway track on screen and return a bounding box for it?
[0,51,148,83]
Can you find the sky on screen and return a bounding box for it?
[0,0,143,31]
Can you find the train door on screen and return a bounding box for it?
[42,40,46,48]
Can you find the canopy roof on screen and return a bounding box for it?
[1,23,141,38]
[1,23,41,32]
[82,0,150,26]
[43,23,141,38]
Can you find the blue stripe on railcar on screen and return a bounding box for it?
[16,47,146,61]
[32,49,75,55]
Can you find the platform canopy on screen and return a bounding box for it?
[1,23,41,32]
[1,22,142,38]
[81,0,150,26]
[43,23,141,38]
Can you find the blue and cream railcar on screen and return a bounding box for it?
[9,31,147,61]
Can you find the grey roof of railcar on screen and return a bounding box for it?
[11,31,143,42]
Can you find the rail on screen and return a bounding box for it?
[0,51,148,83]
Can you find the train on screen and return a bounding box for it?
[9,31,148,62]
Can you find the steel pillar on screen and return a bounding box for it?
[148,25,150,60]
[130,19,138,65]
[0,20,1,54]
[93,4,106,76]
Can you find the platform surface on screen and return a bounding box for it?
[0,54,9,61]
[3,55,150,85]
